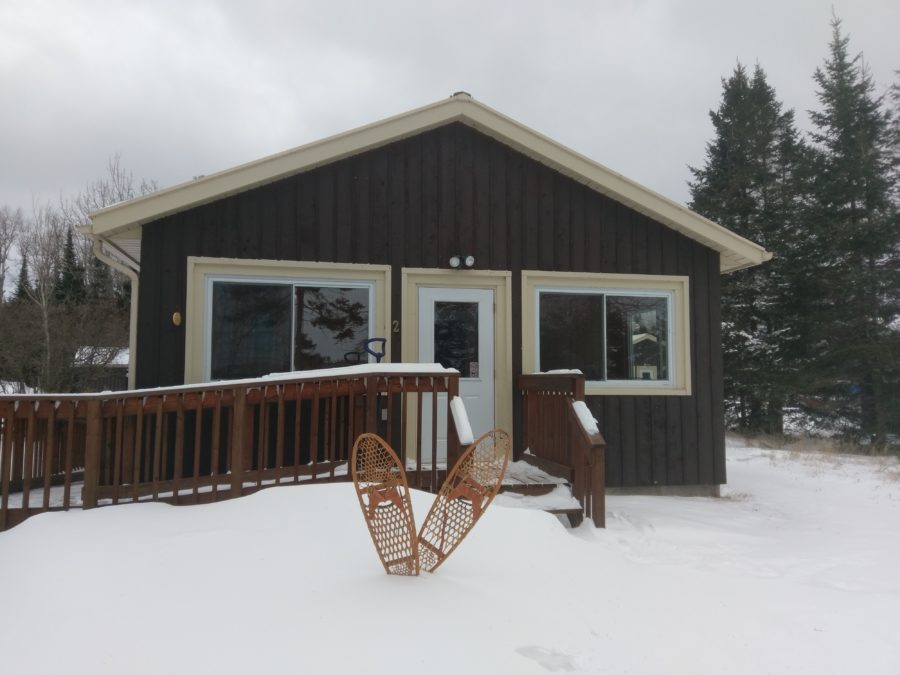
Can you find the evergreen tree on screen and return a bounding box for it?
[689,63,807,433]
[115,276,131,311]
[13,257,32,303]
[54,227,86,305]
[889,72,900,198]
[804,18,900,442]
[87,252,114,301]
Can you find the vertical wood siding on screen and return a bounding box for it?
[137,122,725,487]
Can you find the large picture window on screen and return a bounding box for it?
[208,278,374,381]
[185,259,390,384]
[524,271,690,395]
[538,290,670,383]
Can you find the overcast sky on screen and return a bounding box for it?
[1,0,897,215]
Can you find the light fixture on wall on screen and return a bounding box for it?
[449,255,476,269]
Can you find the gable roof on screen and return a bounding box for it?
[87,93,771,273]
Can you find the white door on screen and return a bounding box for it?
[418,287,494,463]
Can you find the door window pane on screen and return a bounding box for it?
[211,283,292,380]
[538,293,605,380]
[434,301,479,376]
[606,295,668,380]
[294,286,370,370]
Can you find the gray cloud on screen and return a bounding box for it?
[1,0,897,212]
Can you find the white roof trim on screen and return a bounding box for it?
[88,93,770,273]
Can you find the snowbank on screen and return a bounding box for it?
[1,442,898,674]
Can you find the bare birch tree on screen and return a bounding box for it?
[61,154,158,300]
[1,157,156,392]
[20,202,66,388]
[0,205,23,301]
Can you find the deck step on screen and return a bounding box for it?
[499,482,558,496]
[501,458,568,492]
[545,507,584,528]
[495,460,583,526]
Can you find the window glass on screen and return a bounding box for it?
[433,301,479,376]
[606,295,668,381]
[211,283,292,380]
[537,290,670,384]
[209,280,373,380]
[294,286,370,370]
[538,292,605,380]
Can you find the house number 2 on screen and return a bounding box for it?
[392,320,400,333]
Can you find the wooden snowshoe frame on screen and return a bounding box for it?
[351,433,419,576]
[417,429,511,573]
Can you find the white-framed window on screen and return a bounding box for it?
[523,271,691,396]
[185,258,391,383]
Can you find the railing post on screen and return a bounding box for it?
[365,376,378,433]
[21,403,36,514]
[446,374,461,467]
[572,444,585,504]
[82,399,102,509]
[572,375,585,401]
[590,443,606,528]
[518,385,529,458]
[230,387,246,498]
[1,409,15,530]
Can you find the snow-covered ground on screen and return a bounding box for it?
[1,440,898,674]
[0,380,36,394]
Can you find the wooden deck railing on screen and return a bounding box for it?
[1,366,461,531]
[567,403,606,528]
[518,373,606,527]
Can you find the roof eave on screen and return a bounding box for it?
[87,93,772,273]
[89,96,473,235]
[721,249,774,274]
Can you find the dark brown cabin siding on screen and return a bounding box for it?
[137,122,725,487]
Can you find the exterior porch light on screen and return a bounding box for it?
[449,255,476,269]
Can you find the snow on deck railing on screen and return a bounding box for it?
[571,400,600,436]
[450,396,474,445]
[0,363,459,399]
[530,369,583,375]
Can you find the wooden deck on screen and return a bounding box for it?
[1,367,463,531]
[1,369,607,532]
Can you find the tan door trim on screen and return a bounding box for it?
[401,268,513,448]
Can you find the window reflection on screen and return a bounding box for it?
[210,281,371,380]
[539,293,605,380]
[606,296,668,381]
[434,301,479,377]
[211,283,292,380]
[538,291,669,383]
[295,287,369,370]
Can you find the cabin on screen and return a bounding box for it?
[82,93,770,495]
[73,346,129,392]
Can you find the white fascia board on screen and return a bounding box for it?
[88,96,470,236]
[457,100,771,273]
